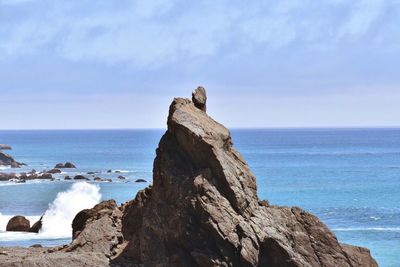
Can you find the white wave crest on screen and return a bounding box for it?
[0,182,101,242]
[40,182,101,238]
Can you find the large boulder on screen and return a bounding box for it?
[55,162,76,169]
[6,216,30,232]
[0,152,23,168]
[67,200,124,258]
[113,89,377,266]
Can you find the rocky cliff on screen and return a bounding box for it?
[0,88,377,267]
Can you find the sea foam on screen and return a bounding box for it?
[39,182,101,238]
[0,182,101,240]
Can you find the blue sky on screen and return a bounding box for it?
[0,0,399,129]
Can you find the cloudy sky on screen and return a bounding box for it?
[0,0,399,129]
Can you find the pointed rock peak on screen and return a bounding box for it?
[192,86,207,112]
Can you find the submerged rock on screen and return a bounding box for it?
[6,216,30,232]
[134,179,147,183]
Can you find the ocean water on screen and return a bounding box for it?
[0,129,399,266]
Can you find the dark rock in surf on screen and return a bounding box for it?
[47,169,61,174]
[55,162,76,169]
[134,179,147,183]
[64,162,76,168]
[38,173,52,180]
[55,163,64,168]
[73,175,88,180]
[6,216,30,232]
[29,216,43,233]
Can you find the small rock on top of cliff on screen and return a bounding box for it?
[192,86,207,111]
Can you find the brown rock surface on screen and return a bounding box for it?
[192,86,207,111]
[29,216,43,233]
[67,200,124,258]
[6,216,30,232]
[0,88,377,267]
[113,89,377,266]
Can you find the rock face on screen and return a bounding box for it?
[67,200,124,258]
[29,216,43,233]
[0,152,23,168]
[113,89,377,266]
[6,216,30,232]
[0,88,377,267]
[192,86,207,111]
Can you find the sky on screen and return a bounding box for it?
[0,0,399,129]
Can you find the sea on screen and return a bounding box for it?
[0,129,399,266]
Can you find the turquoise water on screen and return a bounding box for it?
[0,129,399,266]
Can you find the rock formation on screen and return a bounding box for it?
[0,152,23,168]
[29,216,43,233]
[0,88,377,267]
[0,144,12,150]
[111,89,377,267]
[55,162,76,168]
[6,216,30,232]
[0,172,53,182]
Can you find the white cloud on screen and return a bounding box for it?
[0,0,398,68]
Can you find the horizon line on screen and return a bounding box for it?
[1,126,400,131]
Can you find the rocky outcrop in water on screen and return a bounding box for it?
[0,152,23,168]
[0,172,53,182]
[29,216,43,233]
[6,216,30,232]
[55,162,76,168]
[111,89,377,267]
[0,88,377,267]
